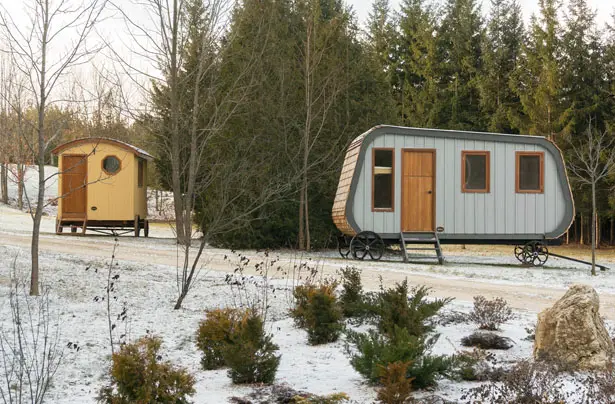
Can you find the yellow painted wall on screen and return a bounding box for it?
[134,159,148,219]
[57,142,147,221]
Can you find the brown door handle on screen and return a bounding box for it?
[428,190,432,194]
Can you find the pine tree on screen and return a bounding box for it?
[560,0,607,136]
[437,0,485,130]
[393,0,440,127]
[607,12,615,130]
[510,0,563,138]
[366,0,395,77]
[479,0,524,133]
[205,0,393,249]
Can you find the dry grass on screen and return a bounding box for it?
[444,244,615,263]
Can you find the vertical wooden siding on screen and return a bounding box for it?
[350,134,567,236]
[58,143,137,221]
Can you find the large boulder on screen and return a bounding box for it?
[534,284,614,369]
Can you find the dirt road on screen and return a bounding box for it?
[3,216,615,319]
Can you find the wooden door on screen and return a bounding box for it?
[61,155,87,219]
[401,150,435,231]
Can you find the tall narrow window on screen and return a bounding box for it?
[372,148,394,211]
[138,159,145,188]
[462,151,490,193]
[516,151,544,193]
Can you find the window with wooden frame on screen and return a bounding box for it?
[138,159,145,188]
[372,148,394,211]
[462,151,490,193]
[516,151,544,193]
[102,155,121,175]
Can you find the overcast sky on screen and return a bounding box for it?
[348,0,613,27]
[1,0,612,112]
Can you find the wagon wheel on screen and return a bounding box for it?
[337,235,351,259]
[350,231,385,261]
[519,241,549,267]
[527,241,549,267]
[514,245,525,263]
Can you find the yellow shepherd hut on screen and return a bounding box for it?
[51,138,154,236]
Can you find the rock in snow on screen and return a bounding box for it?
[534,284,614,369]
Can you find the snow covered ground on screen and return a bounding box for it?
[1,166,615,403]
[0,235,602,403]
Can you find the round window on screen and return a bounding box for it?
[103,156,121,175]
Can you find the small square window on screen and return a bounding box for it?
[462,151,490,193]
[516,152,544,193]
[373,149,394,211]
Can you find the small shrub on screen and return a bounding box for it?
[98,335,195,403]
[377,280,452,338]
[523,324,536,341]
[346,327,455,389]
[377,361,414,404]
[237,384,349,403]
[461,332,514,350]
[223,312,280,384]
[462,359,571,403]
[468,296,514,331]
[291,284,312,329]
[435,309,469,326]
[292,393,350,403]
[339,266,365,318]
[291,281,344,345]
[196,308,248,370]
[585,361,615,403]
[453,348,494,381]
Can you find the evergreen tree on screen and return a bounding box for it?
[205,0,392,249]
[393,0,440,127]
[366,0,395,77]
[437,0,485,130]
[479,0,524,133]
[560,0,607,135]
[602,11,615,131]
[510,0,563,138]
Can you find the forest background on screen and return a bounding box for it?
[1,0,614,251]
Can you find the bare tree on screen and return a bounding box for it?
[0,54,11,205]
[111,0,292,309]
[296,0,354,251]
[0,0,107,295]
[565,125,615,275]
[0,263,65,404]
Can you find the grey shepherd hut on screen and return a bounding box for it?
[332,125,575,266]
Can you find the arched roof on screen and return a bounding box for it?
[51,138,154,161]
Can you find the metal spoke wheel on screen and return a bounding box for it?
[350,231,385,261]
[514,245,526,263]
[337,235,351,259]
[515,241,549,267]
